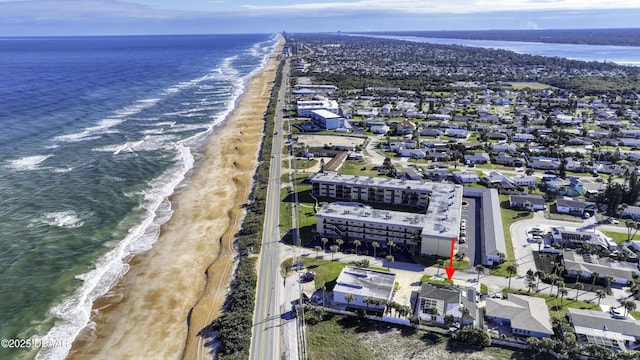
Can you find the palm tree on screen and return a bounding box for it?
[548,274,559,296]
[385,255,394,270]
[454,251,466,268]
[344,293,355,308]
[353,239,362,255]
[574,282,585,300]
[335,238,344,253]
[535,270,546,292]
[372,241,380,258]
[475,264,485,283]
[386,241,396,256]
[605,275,615,293]
[459,305,471,327]
[329,245,339,260]
[558,287,568,304]
[591,272,600,288]
[536,238,543,251]
[321,237,329,252]
[596,289,606,305]
[497,251,506,264]
[506,263,518,289]
[525,269,536,292]
[436,259,444,278]
[314,245,322,258]
[622,299,637,317]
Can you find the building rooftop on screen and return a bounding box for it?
[486,294,553,335]
[317,202,427,230]
[334,266,396,300]
[563,250,639,279]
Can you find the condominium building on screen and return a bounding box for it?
[313,173,463,257]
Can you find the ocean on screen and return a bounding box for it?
[0,33,277,360]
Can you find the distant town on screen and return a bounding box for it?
[275,33,640,360]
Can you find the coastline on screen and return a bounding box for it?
[67,37,283,360]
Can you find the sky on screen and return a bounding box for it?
[1,0,640,36]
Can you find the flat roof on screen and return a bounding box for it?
[317,202,427,231]
[464,188,506,262]
[311,109,343,119]
[334,266,396,300]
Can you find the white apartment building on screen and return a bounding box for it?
[296,99,339,117]
[312,173,463,257]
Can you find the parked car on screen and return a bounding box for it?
[610,307,626,319]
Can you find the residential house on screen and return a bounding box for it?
[491,143,517,153]
[619,205,640,220]
[464,152,490,165]
[485,294,554,338]
[414,283,478,326]
[513,133,536,142]
[556,198,597,216]
[446,128,469,138]
[333,266,396,314]
[511,175,538,187]
[552,228,612,250]
[396,120,417,135]
[546,177,587,197]
[565,249,640,284]
[453,171,479,184]
[487,132,508,141]
[509,194,546,211]
[493,155,526,168]
[568,308,640,352]
[531,159,560,170]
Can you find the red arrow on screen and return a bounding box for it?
[445,237,457,280]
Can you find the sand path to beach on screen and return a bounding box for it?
[67,39,283,360]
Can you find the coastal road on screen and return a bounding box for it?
[250,58,290,360]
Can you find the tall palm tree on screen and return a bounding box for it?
[605,275,615,293]
[353,239,362,255]
[314,245,322,258]
[475,264,485,283]
[536,238,543,251]
[622,299,637,317]
[372,241,380,258]
[386,240,396,255]
[548,274,559,296]
[525,269,536,293]
[535,270,546,292]
[558,287,568,304]
[321,237,329,252]
[574,282,585,300]
[459,305,471,327]
[596,289,606,305]
[335,238,344,253]
[329,245,339,261]
[436,259,444,278]
[591,272,600,288]
[385,255,394,270]
[506,263,518,289]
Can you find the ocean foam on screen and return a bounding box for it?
[39,211,87,229]
[35,35,279,360]
[6,154,52,171]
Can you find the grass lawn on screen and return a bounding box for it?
[298,257,388,290]
[503,288,601,318]
[491,196,533,277]
[279,180,317,245]
[337,160,380,177]
[602,230,639,245]
[305,314,377,360]
[419,274,454,285]
[293,158,318,170]
[412,254,470,271]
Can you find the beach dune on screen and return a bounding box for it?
[67,39,283,360]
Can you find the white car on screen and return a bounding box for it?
[610,307,625,319]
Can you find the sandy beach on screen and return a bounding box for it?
[67,38,283,360]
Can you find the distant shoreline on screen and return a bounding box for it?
[360,28,640,47]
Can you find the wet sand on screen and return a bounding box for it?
[67,39,283,360]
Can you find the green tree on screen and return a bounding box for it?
[386,240,396,256]
[329,245,339,261]
[525,269,537,292]
[436,259,444,278]
[558,287,568,304]
[344,293,355,308]
[592,272,600,288]
[455,251,466,268]
[321,237,329,252]
[475,264,485,283]
[506,263,518,289]
[622,299,637,317]
[459,305,471,327]
[314,245,322,258]
[583,344,615,360]
[372,241,380,258]
[353,239,362,255]
[335,238,344,253]
[574,282,585,300]
[385,255,394,270]
[626,220,640,243]
[596,289,606,305]
[535,270,546,292]
[456,327,491,347]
